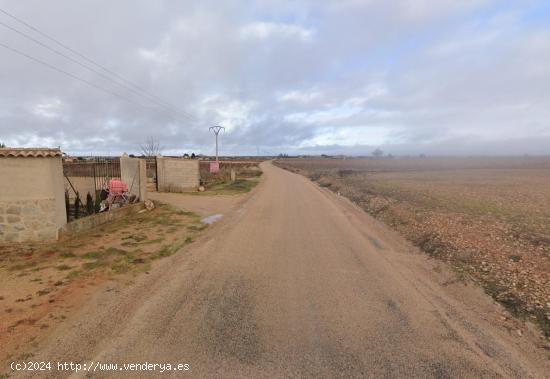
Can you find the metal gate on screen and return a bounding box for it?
[63,158,121,197]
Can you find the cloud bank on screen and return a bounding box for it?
[0,0,549,155]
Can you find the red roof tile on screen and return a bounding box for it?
[0,148,62,158]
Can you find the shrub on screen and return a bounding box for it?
[74,192,80,219]
[65,191,70,220]
[94,190,101,213]
[86,192,94,215]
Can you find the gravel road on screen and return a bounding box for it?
[12,162,549,378]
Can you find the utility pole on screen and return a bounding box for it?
[209,125,225,162]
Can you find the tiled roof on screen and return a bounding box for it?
[0,148,62,158]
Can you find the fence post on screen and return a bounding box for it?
[155,156,159,191]
[120,154,147,201]
[93,160,97,197]
[139,159,147,201]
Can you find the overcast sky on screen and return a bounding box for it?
[1,0,549,156]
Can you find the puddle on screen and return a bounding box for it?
[201,214,223,224]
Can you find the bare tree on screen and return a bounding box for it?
[372,148,384,158]
[140,136,162,157]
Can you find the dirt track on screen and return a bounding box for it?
[9,162,549,378]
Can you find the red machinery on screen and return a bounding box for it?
[99,179,129,211]
[109,178,128,195]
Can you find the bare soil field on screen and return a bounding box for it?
[0,203,207,363]
[275,157,550,339]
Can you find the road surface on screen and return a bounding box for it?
[15,162,549,378]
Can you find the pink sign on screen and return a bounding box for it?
[209,162,220,173]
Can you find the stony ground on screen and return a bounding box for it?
[275,158,550,339]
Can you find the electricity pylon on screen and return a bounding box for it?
[209,125,225,162]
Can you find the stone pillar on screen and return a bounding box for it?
[120,154,147,201]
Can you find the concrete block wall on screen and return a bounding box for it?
[156,157,199,192]
[0,150,67,242]
[120,155,147,201]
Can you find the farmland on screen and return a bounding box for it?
[275,157,550,337]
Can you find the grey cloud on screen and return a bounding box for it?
[0,0,548,156]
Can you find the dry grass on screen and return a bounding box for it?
[0,202,207,360]
[275,157,550,338]
[191,178,261,196]
[199,161,263,188]
[0,203,203,276]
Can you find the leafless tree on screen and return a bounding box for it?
[140,136,162,157]
[372,148,384,158]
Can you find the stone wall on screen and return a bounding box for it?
[0,149,66,243]
[156,157,199,192]
[0,199,59,242]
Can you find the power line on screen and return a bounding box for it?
[0,7,200,122]
[0,7,192,115]
[0,19,196,122]
[0,41,179,114]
